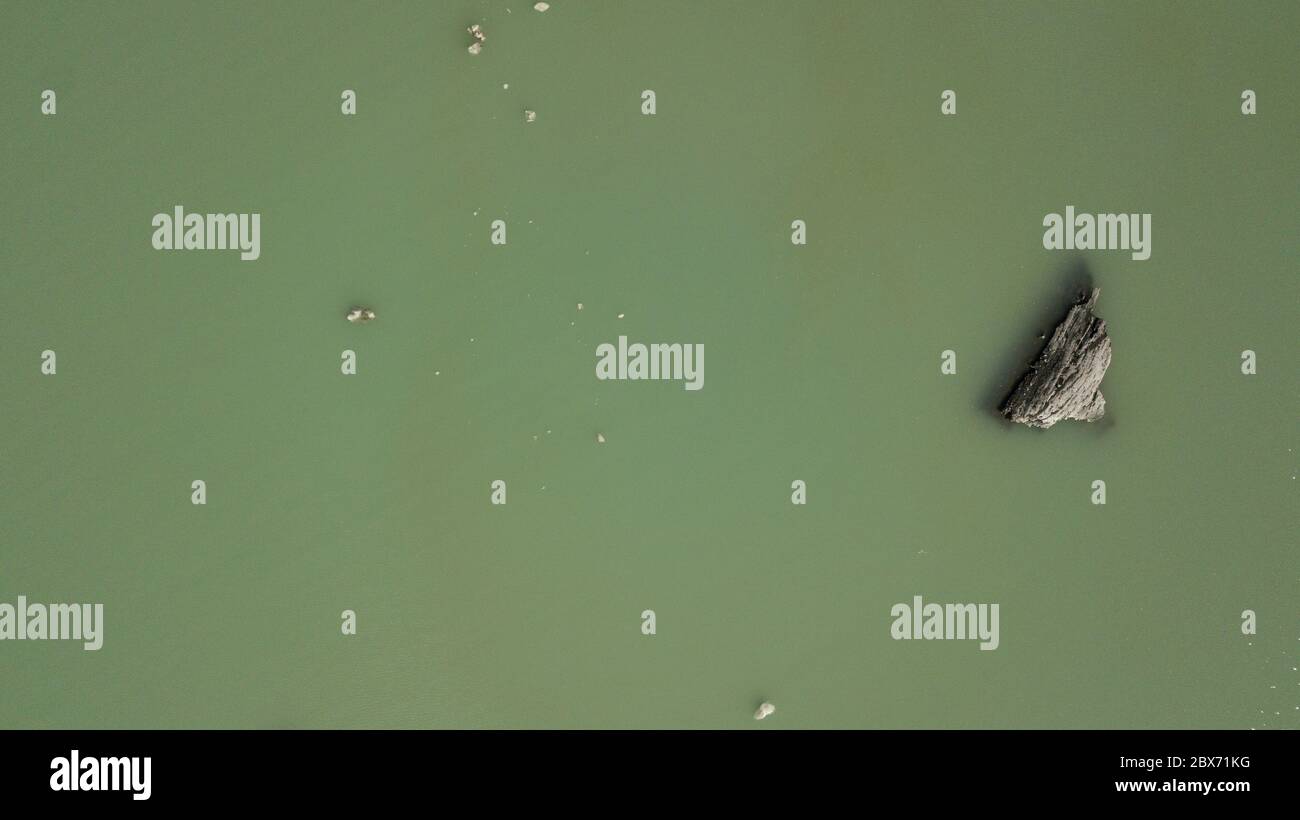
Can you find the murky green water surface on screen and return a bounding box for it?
[1,1,1295,727]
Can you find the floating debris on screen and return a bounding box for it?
[754,702,776,721]
[576,302,584,311]
[596,433,606,444]
[346,307,376,324]
[467,24,486,54]
[616,312,625,319]
[524,109,537,123]
[1000,288,1111,429]
[534,2,551,11]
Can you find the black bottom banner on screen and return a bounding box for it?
[2,729,1291,807]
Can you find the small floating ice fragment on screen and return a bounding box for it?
[754,702,776,720]
[596,433,606,444]
[524,109,537,123]
[346,307,376,324]
[534,2,550,11]
[467,24,486,54]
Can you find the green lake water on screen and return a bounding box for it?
[0,0,1296,728]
